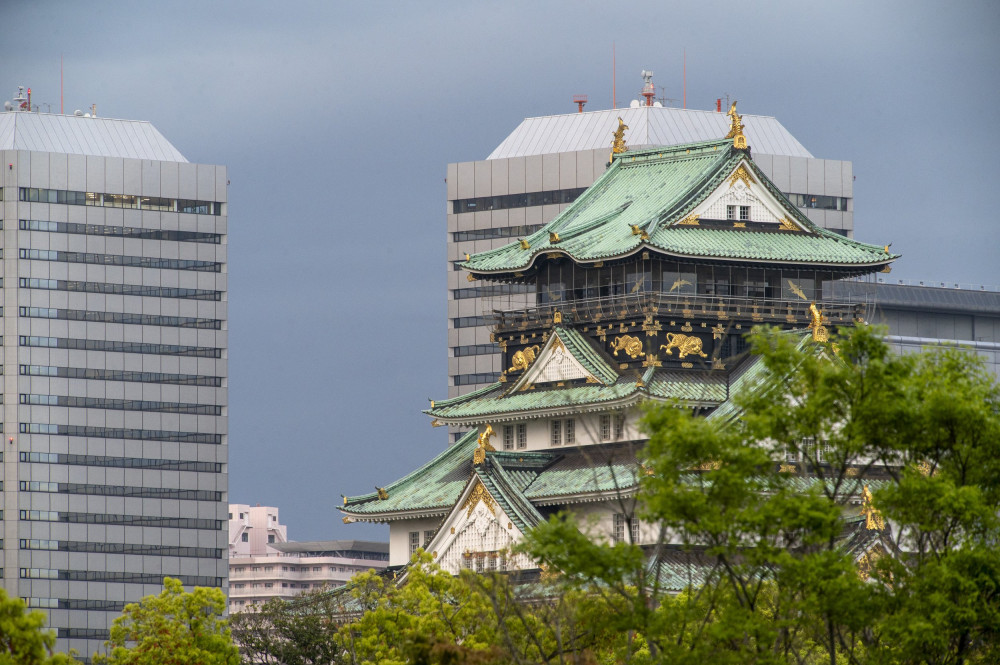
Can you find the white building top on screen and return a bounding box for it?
[488,106,813,160]
[0,111,187,162]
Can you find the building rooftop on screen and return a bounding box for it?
[488,105,813,160]
[269,540,389,557]
[465,140,893,275]
[0,111,187,161]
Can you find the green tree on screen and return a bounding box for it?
[0,587,77,664]
[93,577,239,665]
[525,325,1000,665]
[230,586,348,665]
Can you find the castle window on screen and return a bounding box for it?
[409,531,419,556]
[613,513,640,544]
[503,425,514,450]
[600,414,611,441]
[740,205,750,220]
[424,530,435,546]
[614,413,626,440]
[516,424,527,449]
[551,420,561,446]
[565,419,575,445]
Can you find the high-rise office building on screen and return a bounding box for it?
[446,102,855,440]
[1,98,227,659]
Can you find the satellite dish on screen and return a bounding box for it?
[3,101,11,111]
[653,101,663,108]
[74,109,83,116]
[629,99,640,108]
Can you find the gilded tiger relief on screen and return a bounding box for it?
[610,335,643,359]
[660,333,707,359]
[509,345,540,372]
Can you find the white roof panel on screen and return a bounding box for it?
[488,106,813,160]
[0,112,187,162]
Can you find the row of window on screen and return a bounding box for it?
[19,335,223,358]
[19,423,222,444]
[21,568,222,586]
[20,219,222,243]
[18,480,222,501]
[451,187,587,215]
[27,598,126,612]
[451,316,490,329]
[21,364,223,387]
[726,205,751,221]
[786,193,849,211]
[449,188,846,218]
[232,564,368,574]
[451,224,545,242]
[600,413,627,441]
[19,539,222,559]
[20,510,222,530]
[20,306,222,329]
[452,344,498,358]
[19,248,222,272]
[58,628,108,640]
[20,394,222,416]
[20,277,222,301]
[461,551,508,572]
[452,284,531,300]
[20,451,221,473]
[19,188,223,215]
[784,437,834,463]
[453,372,500,386]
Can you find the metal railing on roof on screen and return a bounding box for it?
[484,291,871,334]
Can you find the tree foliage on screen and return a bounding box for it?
[525,325,1000,665]
[0,587,77,665]
[94,577,239,665]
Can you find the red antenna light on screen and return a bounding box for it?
[641,71,655,106]
[573,95,588,113]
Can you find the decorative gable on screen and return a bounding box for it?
[675,160,806,231]
[426,477,534,574]
[509,331,607,393]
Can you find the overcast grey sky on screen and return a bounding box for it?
[3,0,998,541]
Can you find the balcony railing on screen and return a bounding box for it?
[483,291,871,334]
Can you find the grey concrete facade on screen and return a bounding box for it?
[446,109,854,430]
[1,112,227,659]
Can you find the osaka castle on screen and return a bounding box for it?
[340,106,897,573]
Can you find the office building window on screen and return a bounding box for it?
[241,533,248,542]
[516,424,527,449]
[503,425,514,450]
[267,535,275,543]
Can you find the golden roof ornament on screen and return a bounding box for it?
[376,486,389,500]
[610,117,629,161]
[861,484,885,531]
[809,302,830,342]
[473,424,496,465]
[725,100,748,150]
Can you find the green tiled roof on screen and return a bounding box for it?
[463,140,895,274]
[426,368,727,423]
[342,430,479,517]
[476,464,545,534]
[520,443,643,502]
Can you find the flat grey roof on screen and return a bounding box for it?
[0,111,187,162]
[829,281,1000,316]
[488,106,813,160]
[270,540,389,555]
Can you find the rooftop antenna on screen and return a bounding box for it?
[573,95,588,113]
[640,70,655,106]
[60,54,64,114]
[11,87,28,112]
[683,49,686,108]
